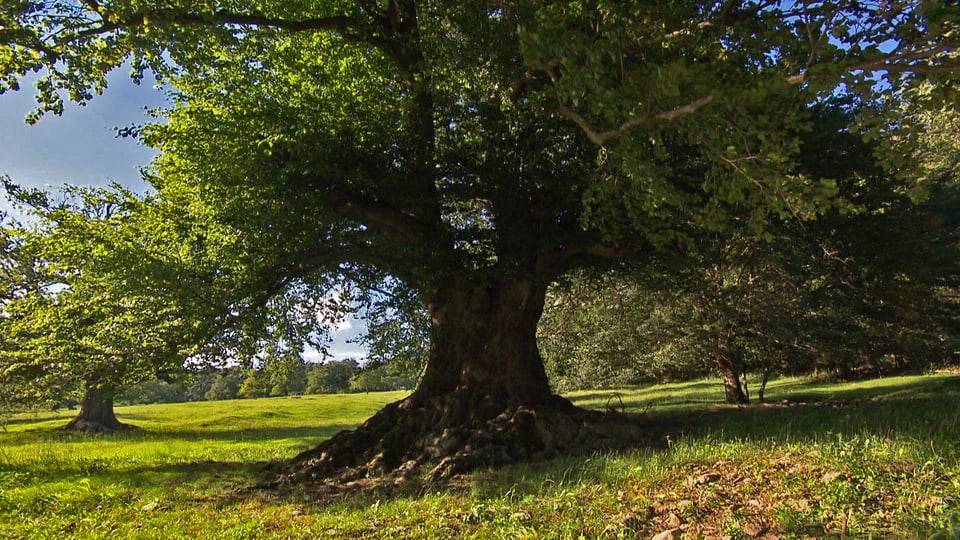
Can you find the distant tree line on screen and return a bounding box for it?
[115,358,416,406]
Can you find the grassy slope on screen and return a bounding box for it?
[1,376,958,539]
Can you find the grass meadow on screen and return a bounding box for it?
[1,374,959,539]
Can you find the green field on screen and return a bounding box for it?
[2,375,959,539]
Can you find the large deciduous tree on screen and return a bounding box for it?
[1,1,957,481]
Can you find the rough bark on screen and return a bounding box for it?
[268,275,657,489]
[413,277,554,407]
[63,382,127,432]
[717,354,750,405]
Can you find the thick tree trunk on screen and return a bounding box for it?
[413,277,554,407]
[271,275,653,488]
[63,382,126,432]
[717,354,750,405]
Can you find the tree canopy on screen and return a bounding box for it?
[1,1,958,481]
[541,99,959,396]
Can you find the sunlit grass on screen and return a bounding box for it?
[2,377,958,538]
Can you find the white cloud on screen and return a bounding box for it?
[331,317,353,334]
[301,347,366,364]
[301,348,325,363]
[0,70,166,214]
[332,350,366,362]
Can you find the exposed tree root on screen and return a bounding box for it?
[263,392,666,493]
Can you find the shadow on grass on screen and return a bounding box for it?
[0,459,303,516]
[151,424,354,443]
[672,392,960,444]
[628,374,960,444]
[569,381,726,414]
[243,374,960,508]
[570,374,960,414]
[0,423,355,448]
[0,427,345,493]
[0,412,74,428]
[778,373,960,403]
[6,375,958,509]
[445,376,960,508]
[572,380,721,400]
[114,459,275,493]
[253,374,960,502]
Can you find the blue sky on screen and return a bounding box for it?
[0,72,165,214]
[0,71,366,362]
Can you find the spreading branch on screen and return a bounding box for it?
[558,96,715,146]
[334,198,434,241]
[61,6,420,79]
[785,44,960,84]
[72,10,362,40]
[561,41,958,147]
[508,58,563,103]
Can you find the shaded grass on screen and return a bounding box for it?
[0,392,407,540]
[2,377,959,538]
[568,373,960,443]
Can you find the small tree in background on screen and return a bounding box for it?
[305,359,360,395]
